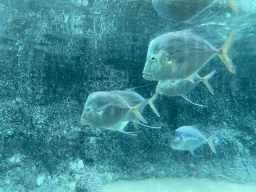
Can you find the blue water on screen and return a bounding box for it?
[0,0,256,191]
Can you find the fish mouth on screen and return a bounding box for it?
[142,72,153,81]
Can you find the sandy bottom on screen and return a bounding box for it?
[103,177,256,192]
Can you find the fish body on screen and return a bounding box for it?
[171,125,218,156]
[142,31,235,81]
[81,90,159,135]
[152,0,237,21]
[157,74,202,97]
[156,70,216,107]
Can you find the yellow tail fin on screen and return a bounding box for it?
[218,34,236,74]
[227,0,237,14]
[207,131,218,154]
[202,70,216,95]
[148,92,160,117]
[131,100,148,124]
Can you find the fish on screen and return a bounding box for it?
[81,90,160,136]
[152,0,237,22]
[156,70,216,107]
[171,125,218,156]
[142,31,235,81]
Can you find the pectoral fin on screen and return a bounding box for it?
[98,103,113,111]
[168,52,183,60]
[166,52,184,63]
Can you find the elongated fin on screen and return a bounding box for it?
[218,34,236,73]
[202,70,216,95]
[207,131,218,154]
[130,100,148,124]
[148,92,160,117]
[227,0,237,14]
[182,95,206,108]
[134,120,161,129]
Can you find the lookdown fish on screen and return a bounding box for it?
[142,31,235,81]
[156,70,216,107]
[152,0,237,22]
[81,90,160,136]
[171,125,218,156]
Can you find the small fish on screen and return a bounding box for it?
[81,90,160,136]
[171,125,218,156]
[152,0,237,22]
[156,70,216,107]
[142,31,235,81]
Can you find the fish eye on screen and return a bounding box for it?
[86,107,90,112]
[151,56,156,61]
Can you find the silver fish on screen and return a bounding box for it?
[152,0,237,22]
[142,31,235,81]
[156,70,216,107]
[171,125,218,156]
[81,90,160,136]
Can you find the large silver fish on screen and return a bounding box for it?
[171,125,218,156]
[142,31,235,81]
[156,70,216,107]
[152,0,237,22]
[81,90,160,136]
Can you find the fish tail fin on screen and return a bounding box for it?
[207,131,218,154]
[227,0,237,14]
[131,100,148,124]
[148,92,160,117]
[202,70,216,95]
[218,34,236,74]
